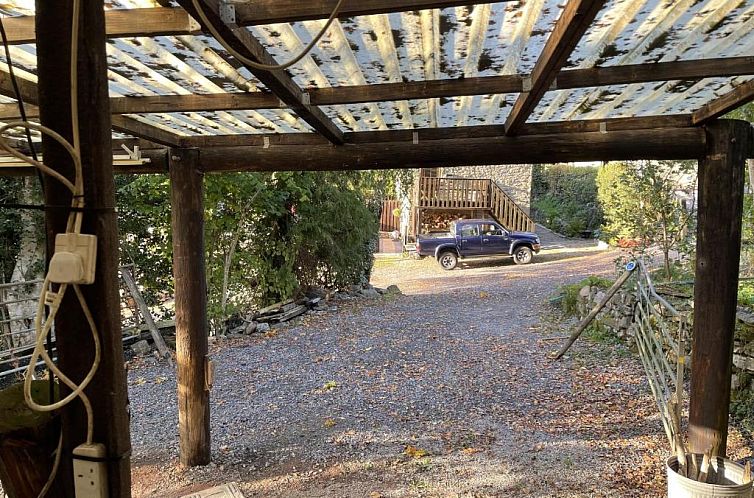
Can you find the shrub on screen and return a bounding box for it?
[531,164,602,237]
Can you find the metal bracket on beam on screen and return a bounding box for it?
[413,132,419,145]
[301,92,311,106]
[522,77,533,93]
[219,1,236,24]
[550,77,558,91]
[599,122,608,134]
[279,99,287,109]
[263,136,270,149]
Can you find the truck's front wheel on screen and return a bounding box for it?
[438,251,458,270]
[513,246,533,265]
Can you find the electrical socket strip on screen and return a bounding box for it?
[72,443,108,498]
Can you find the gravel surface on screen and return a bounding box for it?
[126,242,750,497]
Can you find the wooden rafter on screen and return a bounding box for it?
[505,0,607,135]
[176,0,345,144]
[1,57,749,119]
[224,1,505,25]
[1,2,507,44]
[178,115,693,148]
[2,8,201,45]
[0,69,183,147]
[692,79,754,125]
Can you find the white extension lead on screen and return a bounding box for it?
[0,0,107,497]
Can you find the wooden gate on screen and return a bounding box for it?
[380,199,401,232]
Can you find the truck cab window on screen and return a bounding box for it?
[459,224,479,237]
[480,223,504,236]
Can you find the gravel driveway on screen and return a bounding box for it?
[128,243,750,497]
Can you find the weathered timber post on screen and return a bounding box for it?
[169,148,211,466]
[689,120,752,456]
[36,0,132,495]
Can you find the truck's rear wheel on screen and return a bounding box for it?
[438,251,458,270]
[513,246,533,265]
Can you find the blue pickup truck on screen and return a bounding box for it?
[415,219,541,270]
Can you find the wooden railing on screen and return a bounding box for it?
[418,177,535,232]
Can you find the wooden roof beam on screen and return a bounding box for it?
[195,127,705,173]
[505,0,607,136]
[692,79,754,125]
[179,115,693,148]
[1,56,747,119]
[0,70,183,147]
[1,2,506,45]
[176,0,344,144]
[2,8,201,45]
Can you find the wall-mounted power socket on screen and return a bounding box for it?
[73,443,108,498]
[48,233,97,284]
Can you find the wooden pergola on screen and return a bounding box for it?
[1,0,753,496]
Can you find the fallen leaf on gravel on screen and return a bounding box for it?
[462,447,482,455]
[479,291,489,299]
[153,376,167,384]
[133,377,146,386]
[323,418,337,428]
[404,445,429,458]
[264,330,278,338]
[323,381,338,391]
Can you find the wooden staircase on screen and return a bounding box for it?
[417,177,535,233]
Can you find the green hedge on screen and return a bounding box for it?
[531,164,603,237]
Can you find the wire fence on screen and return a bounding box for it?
[633,260,690,451]
[0,267,160,379]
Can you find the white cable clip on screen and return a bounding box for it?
[219,1,236,24]
[301,92,311,106]
[599,122,608,134]
[412,132,419,145]
[550,77,558,91]
[263,136,270,149]
[522,76,533,93]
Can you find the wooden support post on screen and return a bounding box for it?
[689,120,752,456]
[169,148,211,467]
[35,0,132,495]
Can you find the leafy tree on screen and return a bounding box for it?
[597,160,696,279]
[531,164,602,237]
[117,170,388,332]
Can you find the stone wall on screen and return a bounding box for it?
[440,164,533,213]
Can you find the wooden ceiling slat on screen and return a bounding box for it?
[176,0,345,144]
[505,0,607,135]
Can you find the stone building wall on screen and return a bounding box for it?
[440,164,533,214]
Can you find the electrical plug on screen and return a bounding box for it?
[72,443,108,498]
[48,233,97,284]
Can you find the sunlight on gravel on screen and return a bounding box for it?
[128,243,751,498]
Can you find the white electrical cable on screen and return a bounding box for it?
[0,0,102,496]
[190,0,345,71]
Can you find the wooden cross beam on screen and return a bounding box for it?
[191,127,705,173]
[2,57,750,119]
[505,0,607,135]
[0,2,506,44]
[178,115,693,148]
[692,79,754,125]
